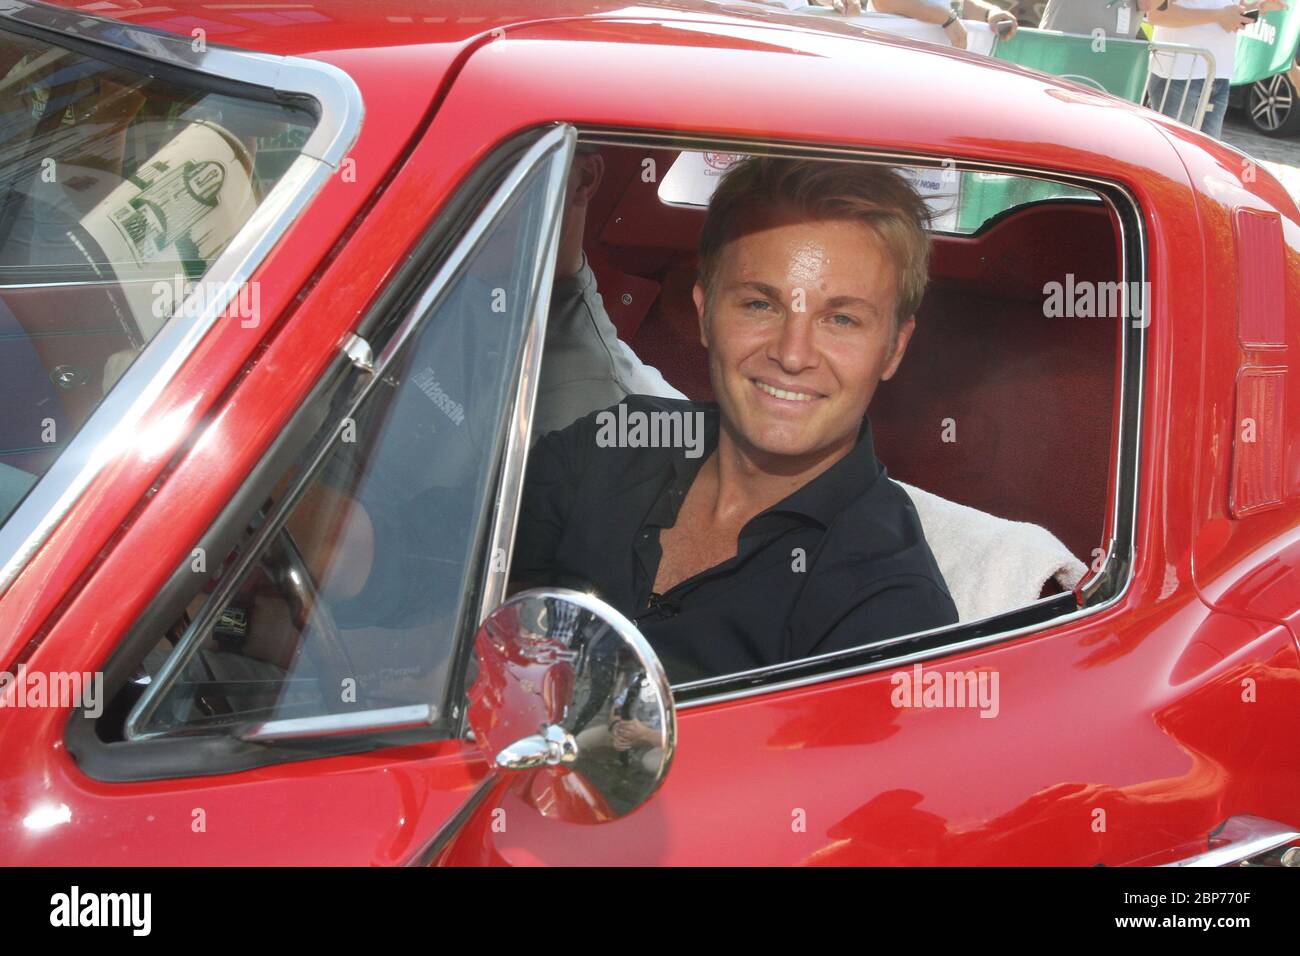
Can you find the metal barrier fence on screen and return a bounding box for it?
[1143,41,1217,131]
[795,13,1221,133]
[993,28,1216,131]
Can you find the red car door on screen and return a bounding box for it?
[0,97,577,863]
[417,19,1300,866]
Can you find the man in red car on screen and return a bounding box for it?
[511,157,957,683]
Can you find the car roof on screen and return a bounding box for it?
[33,0,883,58]
[24,0,1174,142]
[22,0,1235,213]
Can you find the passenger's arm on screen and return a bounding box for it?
[612,339,688,401]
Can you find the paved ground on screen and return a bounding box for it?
[1221,113,1300,202]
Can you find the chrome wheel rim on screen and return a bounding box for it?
[1249,73,1294,131]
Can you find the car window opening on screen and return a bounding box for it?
[511,141,1127,688]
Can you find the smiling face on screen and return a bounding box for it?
[695,201,915,465]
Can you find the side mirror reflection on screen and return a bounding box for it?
[467,588,676,823]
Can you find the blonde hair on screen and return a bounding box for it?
[697,157,932,327]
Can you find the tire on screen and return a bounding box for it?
[1246,70,1300,138]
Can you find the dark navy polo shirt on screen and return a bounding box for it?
[511,395,958,683]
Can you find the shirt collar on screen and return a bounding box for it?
[663,403,883,530]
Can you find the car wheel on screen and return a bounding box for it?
[1247,70,1300,137]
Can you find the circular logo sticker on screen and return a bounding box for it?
[702,152,743,171]
[183,160,226,206]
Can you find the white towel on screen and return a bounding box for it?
[896,480,1087,623]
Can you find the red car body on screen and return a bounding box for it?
[0,0,1298,866]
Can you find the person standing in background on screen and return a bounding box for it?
[811,0,1020,47]
[1039,0,1155,37]
[1146,0,1289,138]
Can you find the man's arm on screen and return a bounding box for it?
[809,0,864,15]
[507,423,584,594]
[960,0,1019,36]
[872,0,953,22]
[1147,1,1251,30]
[872,0,974,46]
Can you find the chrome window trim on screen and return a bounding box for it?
[408,773,501,867]
[1162,815,1300,867]
[474,128,575,629]
[520,130,1146,712]
[239,704,438,743]
[0,0,364,598]
[0,277,188,289]
[124,125,575,744]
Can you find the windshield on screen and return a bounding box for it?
[0,27,316,529]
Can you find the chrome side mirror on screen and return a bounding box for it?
[467,588,675,823]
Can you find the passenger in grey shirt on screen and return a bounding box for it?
[1038,0,1151,37]
[534,145,684,440]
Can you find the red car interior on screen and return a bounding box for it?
[585,147,1120,562]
